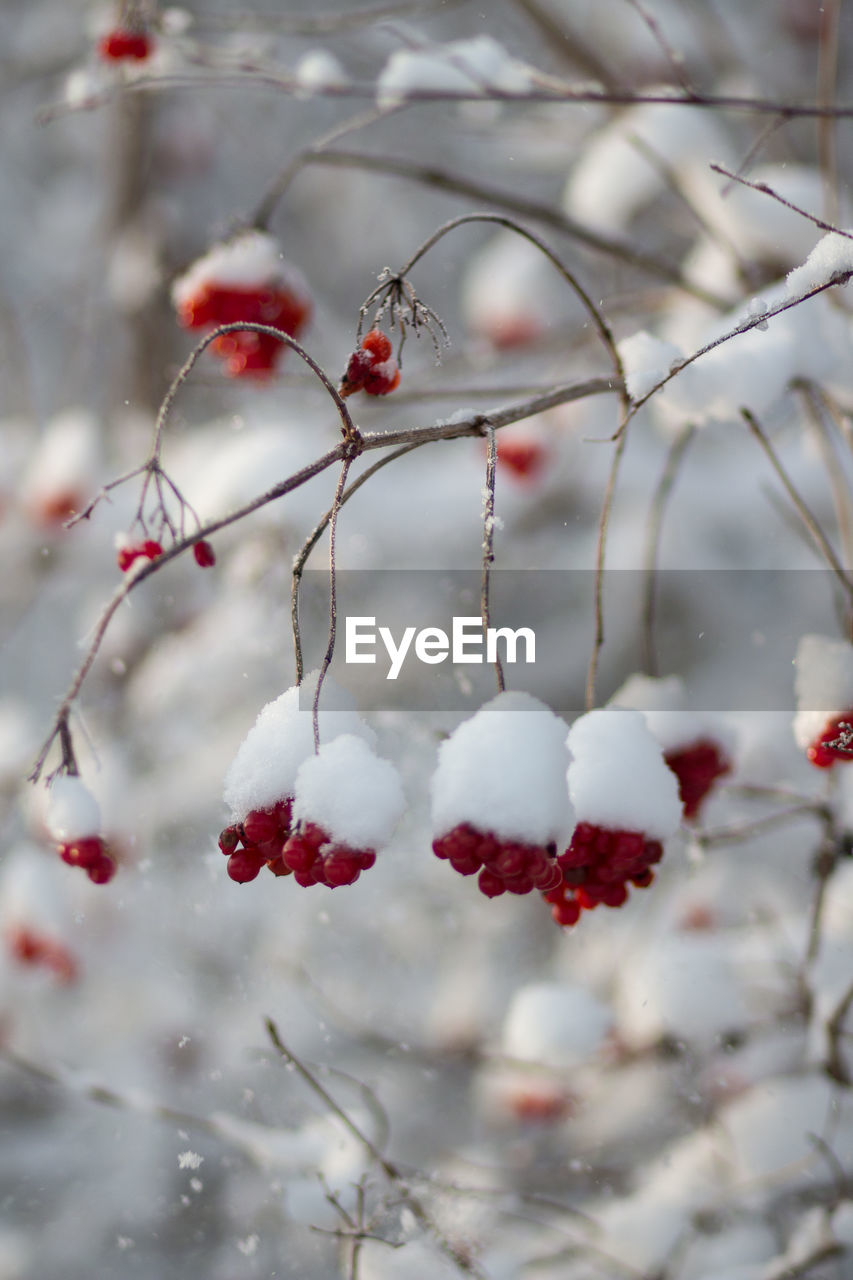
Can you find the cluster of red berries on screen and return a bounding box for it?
[57,836,117,885]
[117,538,215,573]
[98,29,153,61]
[219,803,377,888]
[432,824,563,899]
[218,801,294,882]
[175,283,311,379]
[117,539,162,572]
[543,823,662,927]
[339,329,401,397]
[664,739,731,818]
[806,711,853,768]
[6,926,77,984]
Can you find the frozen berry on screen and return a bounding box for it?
[665,739,731,819]
[226,849,265,883]
[360,329,393,362]
[806,711,853,768]
[242,808,281,845]
[87,853,117,885]
[98,29,153,61]
[194,540,216,568]
[322,849,363,887]
[218,825,241,855]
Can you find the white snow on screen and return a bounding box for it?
[45,774,101,841]
[222,673,376,821]
[615,931,750,1048]
[430,692,574,846]
[786,228,853,300]
[567,707,683,837]
[171,230,310,310]
[619,330,683,402]
[500,981,612,1066]
[20,408,100,516]
[563,98,732,233]
[609,672,734,756]
[292,733,404,849]
[0,846,73,940]
[294,50,348,92]
[793,634,853,750]
[718,1073,848,1181]
[376,37,533,110]
[460,228,552,345]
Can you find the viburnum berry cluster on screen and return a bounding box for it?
[218,799,293,883]
[431,692,573,905]
[794,634,853,768]
[171,230,312,379]
[339,329,401,397]
[543,708,682,927]
[97,29,153,61]
[46,775,117,885]
[116,537,162,573]
[221,682,403,891]
[608,674,733,821]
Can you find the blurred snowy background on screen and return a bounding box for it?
[2,1,853,1277]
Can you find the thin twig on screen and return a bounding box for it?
[481,424,504,694]
[742,408,853,608]
[641,423,697,676]
[621,0,694,94]
[709,163,853,242]
[288,149,730,308]
[795,381,853,571]
[29,378,619,783]
[825,980,853,1085]
[264,1019,490,1280]
[312,458,353,752]
[586,425,630,710]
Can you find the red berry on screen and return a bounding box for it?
[117,546,141,572]
[141,539,163,560]
[282,833,319,873]
[322,850,363,887]
[226,849,265,883]
[357,850,376,870]
[87,853,117,885]
[492,844,529,879]
[242,808,281,845]
[194,540,216,568]
[98,29,152,61]
[449,852,483,876]
[361,329,393,362]
[362,360,401,396]
[66,837,105,870]
[293,866,320,887]
[218,825,241,855]
[265,855,293,878]
[665,739,731,819]
[806,711,853,769]
[478,869,506,898]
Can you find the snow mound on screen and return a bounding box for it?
[376,37,533,109]
[292,734,404,850]
[45,775,101,841]
[567,707,683,837]
[501,982,612,1066]
[431,692,573,846]
[223,673,376,821]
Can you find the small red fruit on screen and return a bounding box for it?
[194,540,216,568]
[98,29,153,61]
[806,711,853,768]
[496,438,546,482]
[665,739,731,819]
[360,329,393,362]
[226,849,265,883]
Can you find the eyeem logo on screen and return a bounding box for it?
[346,616,536,680]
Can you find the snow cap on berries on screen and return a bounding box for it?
[567,707,682,839]
[171,230,309,312]
[292,735,405,851]
[609,672,735,756]
[45,775,101,842]
[223,673,376,822]
[431,692,574,846]
[793,634,853,749]
[501,982,613,1068]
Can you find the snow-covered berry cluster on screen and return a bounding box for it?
[46,776,117,885]
[794,634,853,768]
[609,674,733,821]
[171,231,312,379]
[338,329,401,397]
[98,29,153,61]
[544,708,682,927]
[218,799,294,883]
[116,537,162,573]
[221,682,403,891]
[431,693,573,903]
